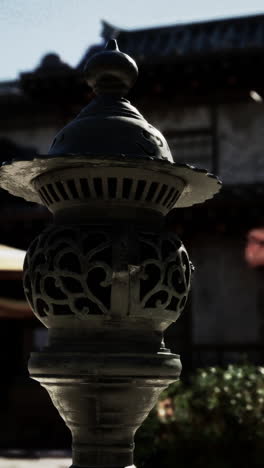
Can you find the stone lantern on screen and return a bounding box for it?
[0,40,221,468]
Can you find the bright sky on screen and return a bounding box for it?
[0,0,264,80]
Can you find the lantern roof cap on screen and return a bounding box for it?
[47,39,174,161]
[0,40,222,208]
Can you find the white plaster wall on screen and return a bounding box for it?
[144,105,213,168]
[218,101,264,184]
[191,234,260,345]
[145,102,264,346]
[145,105,211,132]
[145,100,264,186]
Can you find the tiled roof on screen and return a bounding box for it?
[99,14,264,63]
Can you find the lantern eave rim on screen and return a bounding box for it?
[0,153,222,208]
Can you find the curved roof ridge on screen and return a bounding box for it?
[98,13,264,63]
[101,13,264,38]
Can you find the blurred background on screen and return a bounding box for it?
[1,0,264,467]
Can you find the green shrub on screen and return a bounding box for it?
[135,364,264,468]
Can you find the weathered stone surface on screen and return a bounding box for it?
[24,224,190,329]
[29,349,180,467]
[25,221,186,467]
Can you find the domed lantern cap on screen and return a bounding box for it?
[0,39,221,207]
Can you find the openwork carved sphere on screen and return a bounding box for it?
[23,224,191,327]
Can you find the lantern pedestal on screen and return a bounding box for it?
[29,345,181,467]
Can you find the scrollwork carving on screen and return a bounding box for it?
[139,232,191,317]
[23,225,113,320]
[23,224,191,324]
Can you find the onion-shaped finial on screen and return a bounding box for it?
[84,39,138,95]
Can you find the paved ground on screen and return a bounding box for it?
[0,459,71,468]
[0,460,136,468]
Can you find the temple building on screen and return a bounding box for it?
[1,13,264,449]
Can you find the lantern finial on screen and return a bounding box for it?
[84,38,138,95]
[105,38,119,51]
